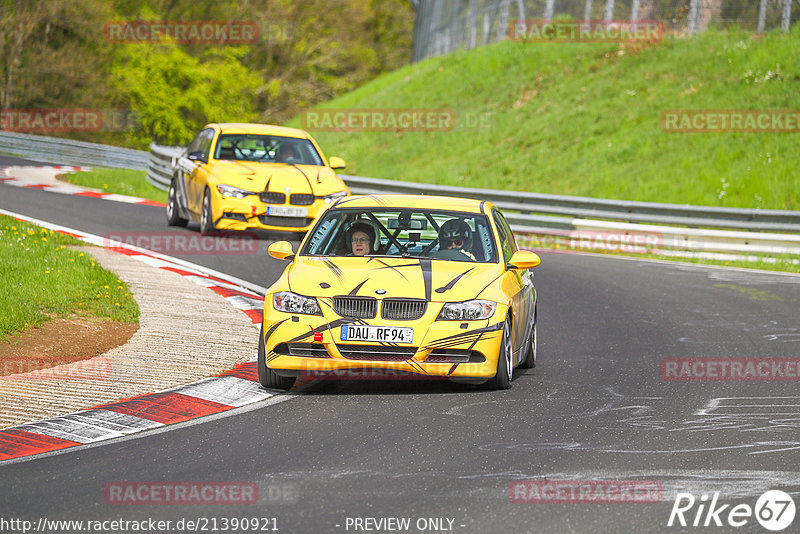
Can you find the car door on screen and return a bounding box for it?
[193,129,215,209]
[177,128,214,214]
[493,209,531,363]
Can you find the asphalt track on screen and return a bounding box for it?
[1,155,800,533]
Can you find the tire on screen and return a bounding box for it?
[520,306,537,369]
[199,188,215,235]
[257,324,296,390]
[166,179,189,227]
[487,314,513,390]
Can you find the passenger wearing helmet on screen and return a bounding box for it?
[438,219,476,261]
[345,220,378,256]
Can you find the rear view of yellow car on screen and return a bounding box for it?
[166,123,349,234]
[258,194,541,390]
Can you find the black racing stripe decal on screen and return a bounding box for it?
[348,280,368,296]
[435,268,474,294]
[447,363,459,375]
[372,259,414,280]
[424,321,504,347]
[419,258,432,302]
[280,162,313,191]
[365,195,388,206]
[407,360,427,375]
[264,319,288,344]
[334,197,360,206]
[322,259,344,281]
[424,334,484,350]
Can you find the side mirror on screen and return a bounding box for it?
[507,250,541,270]
[268,241,295,260]
[328,156,346,170]
[187,151,204,161]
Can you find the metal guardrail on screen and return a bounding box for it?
[147,143,182,190]
[146,143,800,256]
[2,136,796,257]
[0,131,149,170]
[341,174,800,233]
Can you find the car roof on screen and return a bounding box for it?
[207,123,311,139]
[333,194,493,214]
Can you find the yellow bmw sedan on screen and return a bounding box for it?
[258,194,541,390]
[166,123,350,234]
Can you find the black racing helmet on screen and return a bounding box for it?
[438,219,472,251]
[344,219,380,253]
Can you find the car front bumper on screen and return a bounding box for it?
[261,304,507,380]
[212,194,339,233]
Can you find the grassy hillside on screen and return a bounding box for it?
[290,28,799,210]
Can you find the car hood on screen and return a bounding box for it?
[287,256,502,302]
[210,161,345,195]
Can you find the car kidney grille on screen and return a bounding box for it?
[333,297,377,319]
[290,193,315,205]
[337,344,417,361]
[381,299,427,321]
[259,191,286,204]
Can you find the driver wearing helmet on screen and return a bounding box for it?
[278,143,300,163]
[345,220,379,256]
[438,219,476,261]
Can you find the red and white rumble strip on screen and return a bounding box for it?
[0,166,165,207]
[0,209,269,462]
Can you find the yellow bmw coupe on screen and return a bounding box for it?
[166,123,350,234]
[258,194,541,390]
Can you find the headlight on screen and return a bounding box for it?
[321,191,347,204]
[272,291,322,315]
[437,300,497,321]
[216,184,254,199]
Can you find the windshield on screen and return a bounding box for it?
[213,134,323,165]
[301,208,498,263]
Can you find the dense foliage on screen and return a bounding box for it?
[0,0,414,147]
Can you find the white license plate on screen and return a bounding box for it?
[340,325,414,344]
[266,206,308,217]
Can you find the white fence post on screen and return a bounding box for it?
[781,0,793,31]
[603,0,615,22]
[687,0,700,35]
[757,0,768,33]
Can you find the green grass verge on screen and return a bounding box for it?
[62,168,167,204]
[289,27,799,210]
[0,215,139,342]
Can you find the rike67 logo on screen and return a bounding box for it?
[668,490,795,531]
